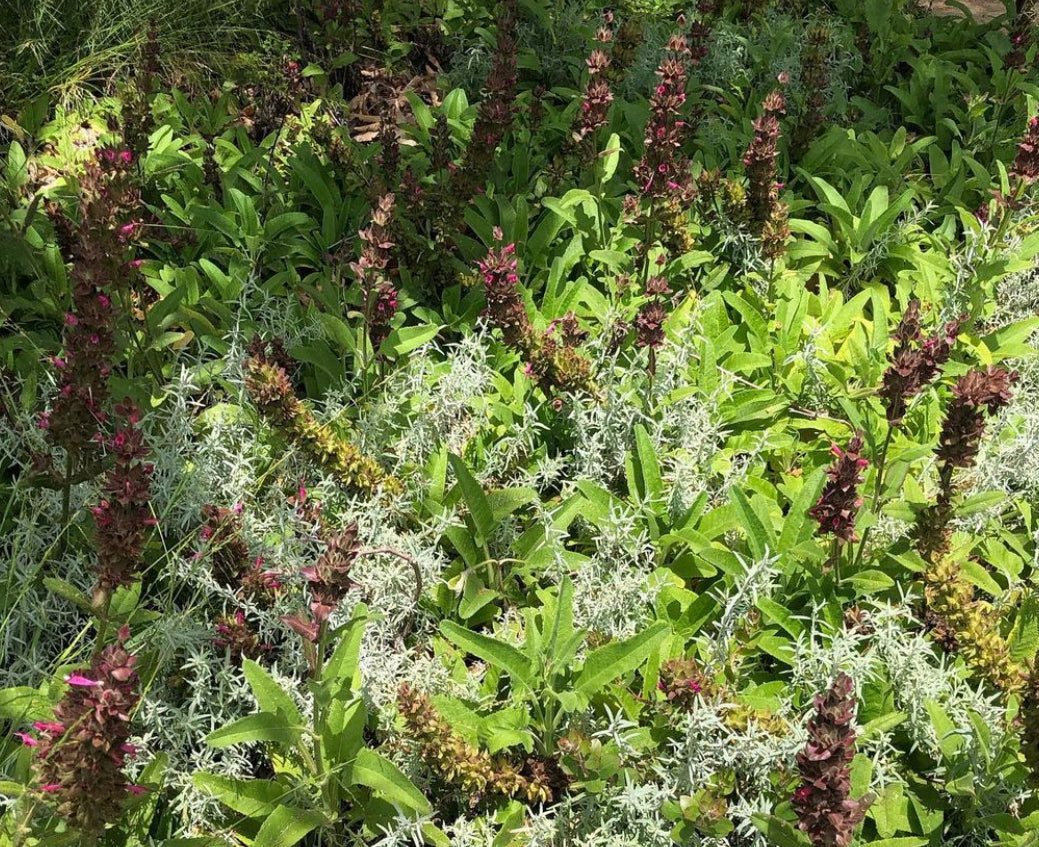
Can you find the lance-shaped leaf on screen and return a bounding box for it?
[574,621,669,696]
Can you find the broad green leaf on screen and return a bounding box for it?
[441,620,534,693]
[632,424,663,502]
[848,569,895,594]
[191,773,289,818]
[778,469,826,553]
[253,805,328,847]
[750,813,810,847]
[242,660,302,724]
[0,686,48,721]
[486,487,538,523]
[323,697,366,769]
[205,712,302,748]
[575,621,668,695]
[449,454,496,547]
[321,607,368,696]
[730,488,774,559]
[756,597,803,638]
[600,133,621,181]
[350,748,431,813]
[43,577,93,613]
[380,323,441,358]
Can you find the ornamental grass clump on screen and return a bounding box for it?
[244,338,401,496]
[792,673,870,847]
[397,683,554,804]
[20,627,141,840]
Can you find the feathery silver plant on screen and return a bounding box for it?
[707,548,781,669]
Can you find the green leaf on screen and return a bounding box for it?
[449,454,496,547]
[600,133,621,181]
[925,699,963,759]
[575,621,668,695]
[730,488,774,559]
[486,487,538,523]
[323,697,366,769]
[318,313,355,353]
[778,469,826,553]
[350,748,431,813]
[253,805,328,847]
[631,424,663,502]
[0,686,48,721]
[440,620,534,693]
[242,660,302,725]
[750,813,810,847]
[321,607,368,697]
[205,712,303,749]
[861,711,907,740]
[380,324,441,358]
[756,597,803,638]
[191,773,288,818]
[848,569,895,594]
[43,577,93,613]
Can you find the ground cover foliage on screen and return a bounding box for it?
[2,0,1039,844]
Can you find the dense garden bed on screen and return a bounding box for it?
[2,0,1039,844]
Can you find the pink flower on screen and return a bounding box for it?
[66,674,100,687]
[34,721,65,733]
[126,784,147,795]
[39,784,61,792]
[15,732,39,747]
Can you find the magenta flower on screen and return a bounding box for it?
[808,434,869,544]
[31,629,140,835]
[793,673,871,846]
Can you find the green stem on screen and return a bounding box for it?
[854,426,894,571]
[91,589,112,662]
[311,620,330,809]
[59,449,74,555]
